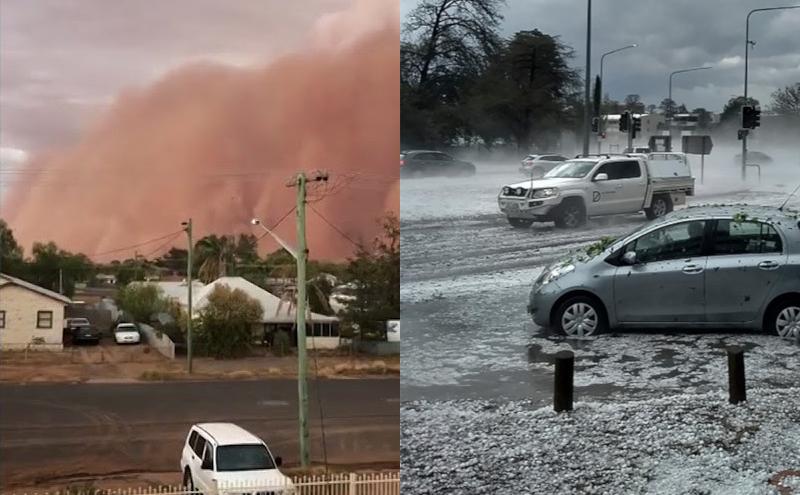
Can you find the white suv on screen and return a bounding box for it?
[181,423,294,494]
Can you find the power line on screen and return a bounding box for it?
[307,204,361,249]
[88,230,185,259]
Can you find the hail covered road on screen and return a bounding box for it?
[400,158,800,404]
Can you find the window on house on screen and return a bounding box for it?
[0,310,5,329]
[37,311,53,329]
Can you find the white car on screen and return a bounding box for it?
[181,423,294,494]
[499,153,695,228]
[113,323,141,344]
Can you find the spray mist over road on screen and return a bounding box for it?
[1,0,399,260]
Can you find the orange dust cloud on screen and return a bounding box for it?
[2,0,399,261]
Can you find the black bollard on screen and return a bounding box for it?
[554,350,574,412]
[727,346,746,404]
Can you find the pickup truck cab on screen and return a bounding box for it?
[498,153,694,228]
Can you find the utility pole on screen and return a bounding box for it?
[742,6,800,181]
[627,115,633,152]
[58,268,63,294]
[288,170,328,468]
[182,219,193,374]
[582,0,592,157]
[294,172,310,468]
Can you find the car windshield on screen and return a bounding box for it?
[116,325,136,331]
[544,160,597,178]
[216,444,275,472]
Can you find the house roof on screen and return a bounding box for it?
[0,273,72,304]
[131,280,205,305]
[194,277,338,324]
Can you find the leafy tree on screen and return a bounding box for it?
[623,94,645,114]
[675,103,688,114]
[340,213,400,339]
[659,98,677,116]
[195,284,263,358]
[194,235,235,283]
[155,247,188,274]
[25,242,93,297]
[0,219,24,276]
[691,108,712,129]
[116,284,169,323]
[468,30,579,151]
[769,82,800,116]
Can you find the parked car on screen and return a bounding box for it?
[528,205,800,340]
[400,150,476,178]
[498,152,695,229]
[113,323,141,345]
[64,317,91,330]
[734,150,773,164]
[70,322,102,344]
[181,423,294,494]
[519,154,569,178]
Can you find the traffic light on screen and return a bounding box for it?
[619,111,630,132]
[742,105,761,129]
[632,117,642,138]
[591,117,599,133]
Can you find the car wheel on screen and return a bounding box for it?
[554,295,607,337]
[554,200,586,228]
[768,299,800,340]
[645,194,673,220]
[508,217,534,229]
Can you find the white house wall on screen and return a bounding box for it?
[0,284,65,350]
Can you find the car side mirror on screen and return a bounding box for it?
[275,456,283,467]
[594,173,609,181]
[622,251,638,265]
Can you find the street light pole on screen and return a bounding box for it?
[598,44,637,153]
[742,5,799,180]
[582,0,592,157]
[667,66,712,138]
[182,218,193,374]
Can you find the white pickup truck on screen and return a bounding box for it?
[498,153,695,228]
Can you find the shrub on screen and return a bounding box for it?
[195,285,263,359]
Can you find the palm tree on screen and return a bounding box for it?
[194,235,235,283]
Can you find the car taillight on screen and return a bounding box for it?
[400,160,404,167]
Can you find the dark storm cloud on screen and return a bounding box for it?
[401,0,800,112]
[0,0,348,153]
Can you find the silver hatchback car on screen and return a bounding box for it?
[528,205,800,340]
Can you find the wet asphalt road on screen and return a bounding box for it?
[400,161,800,403]
[0,378,399,487]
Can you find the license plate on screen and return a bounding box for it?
[505,202,520,211]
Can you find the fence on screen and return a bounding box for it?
[138,323,176,360]
[11,472,400,495]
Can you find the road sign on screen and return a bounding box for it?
[681,135,713,155]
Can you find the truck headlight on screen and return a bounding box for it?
[532,188,558,199]
[540,263,575,286]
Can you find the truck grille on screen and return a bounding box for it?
[502,186,528,198]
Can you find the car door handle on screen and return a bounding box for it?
[682,264,704,274]
[758,260,779,270]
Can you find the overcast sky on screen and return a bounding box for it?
[0,0,348,157]
[401,0,800,113]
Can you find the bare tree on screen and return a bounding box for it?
[402,0,505,87]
